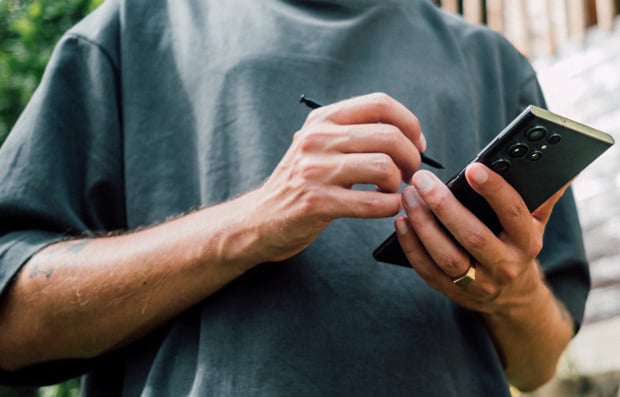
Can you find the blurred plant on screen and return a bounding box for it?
[0,4,103,395]
[37,379,80,397]
[0,0,103,144]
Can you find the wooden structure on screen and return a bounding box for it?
[434,0,619,58]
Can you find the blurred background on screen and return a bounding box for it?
[0,0,619,396]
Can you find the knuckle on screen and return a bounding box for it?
[460,226,487,251]
[357,193,400,217]
[495,265,520,285]
[368,92,393,112]
[357,194,384,212]
[303,107,328,125]
[429,192,451,216]
[528,234,544,257]
[292,129,305,148]
[502,200,527,221]
[296,129,329,153]
[436,254,464,277]
[297,184,329,215]
[375,124,408,154]
[370,153,396,176]
[369,91,391,103]
[415,266,435,282]
[296,157,325,180]
[359,195,383,213]
[375,124,399,140]
[479,283,501,301]
[490,258,527,286]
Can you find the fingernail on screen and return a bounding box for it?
[417,132,427,153]
[395,218,409,236]
[469,164,489,185]
[403,187,420,208]
[413,171,435,193]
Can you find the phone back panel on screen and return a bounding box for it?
[447,105,614,233]
[374,105,615,266]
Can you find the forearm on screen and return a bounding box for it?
[482,262,574,392]
[0,191,265,371]
[0,93,422,372]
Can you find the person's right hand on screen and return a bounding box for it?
[0,93,425,370]
[249,92,426,264]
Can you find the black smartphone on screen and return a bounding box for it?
[373,105,615,267]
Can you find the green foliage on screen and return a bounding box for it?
[0,0,103,145]
[0,3,103,394]
[37,379,80,397]
[0,378,80,397]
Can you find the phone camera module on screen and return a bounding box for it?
[527,150,543,161]
[547,133,562,144]
[526,126,547,142]
[491,159,510,173]
[508,143,529,158]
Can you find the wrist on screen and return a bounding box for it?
[482,259,573,341]
[485,260,547,320]
[481,261,574,390]
[193,190,268,275]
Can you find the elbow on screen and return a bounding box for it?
[0,296,46,372]
[0,314,26,372]
[0,331,33,372]
[509,365,557,393]
[0,304,42,371]
[0,358,28,373]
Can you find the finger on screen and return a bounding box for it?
[531,179,573,226]
[410,170,503,267]
[401,186,471,278]
[464,163,540,248]
[315,93,426,153]
[395,216,484,296]
[394,216,440,281]
[324,187,402,219]
[394,216,424,267]
[296,123,421,182]
[294,152,402,193]
[394,216,445,283]
[340,123,421,182]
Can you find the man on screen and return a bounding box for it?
[0,0,589,395]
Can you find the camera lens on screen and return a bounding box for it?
[491,159,510,173]
[508,143,528,158]
[528,150,542,161]
[526,126,547,141]
[547,133,562,144]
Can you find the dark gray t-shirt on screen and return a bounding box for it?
[0,0,589,395]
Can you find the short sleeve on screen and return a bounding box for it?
[0,33,126,384]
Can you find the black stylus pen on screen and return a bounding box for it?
[299,95,444,169]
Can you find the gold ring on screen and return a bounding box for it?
[452,264,476,287]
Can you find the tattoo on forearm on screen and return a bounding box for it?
[28,239,92,280]
[64,239,91,255]
[28,263,56,279]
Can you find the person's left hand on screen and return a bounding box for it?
[394,162,570,313]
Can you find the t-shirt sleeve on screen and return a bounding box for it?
[0,33,125,385]
[518,71,590,333]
